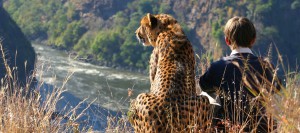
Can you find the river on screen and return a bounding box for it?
[33,43,150,111]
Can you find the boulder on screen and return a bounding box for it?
[0,7,36,87]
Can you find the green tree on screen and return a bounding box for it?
[119,12,152,68]
[91,31,121,63]
[58,21,85,48]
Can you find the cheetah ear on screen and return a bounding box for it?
[147,13,157,29]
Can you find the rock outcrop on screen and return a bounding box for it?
[0,6,36,86]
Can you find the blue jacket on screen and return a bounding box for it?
[199,53,280,131]
[200,53,279,97]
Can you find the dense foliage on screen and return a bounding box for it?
[3,0,300,70]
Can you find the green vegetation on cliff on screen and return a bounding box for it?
[3,0,300,70]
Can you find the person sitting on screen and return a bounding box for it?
[199,16,281,132]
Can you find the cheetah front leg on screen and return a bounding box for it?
[149,48,159,92]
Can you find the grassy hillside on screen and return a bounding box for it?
[3,0,300,70]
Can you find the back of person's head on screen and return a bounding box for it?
[224,16,256,49]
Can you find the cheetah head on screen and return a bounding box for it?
[135,13,179,47]
[135,13,159,46]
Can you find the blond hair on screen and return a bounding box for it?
[224,16,256,48]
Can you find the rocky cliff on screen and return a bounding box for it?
[3,0,300,70]
[0,6,36,86]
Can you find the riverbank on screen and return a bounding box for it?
[32,42,150,111]
[40,40,149,74]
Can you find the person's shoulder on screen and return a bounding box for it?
[257,56,275,69]
[209,56,231,69]
[249,55,271,66]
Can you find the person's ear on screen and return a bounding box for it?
[225,36,231,46]
[250,37,256,45]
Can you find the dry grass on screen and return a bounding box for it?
[0,79,63,132]
[1,38,300,133]
[265,71,300,132]
[0,42,87,132]
[105,115,133,133]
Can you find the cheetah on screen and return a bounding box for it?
[129,13,213,133]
